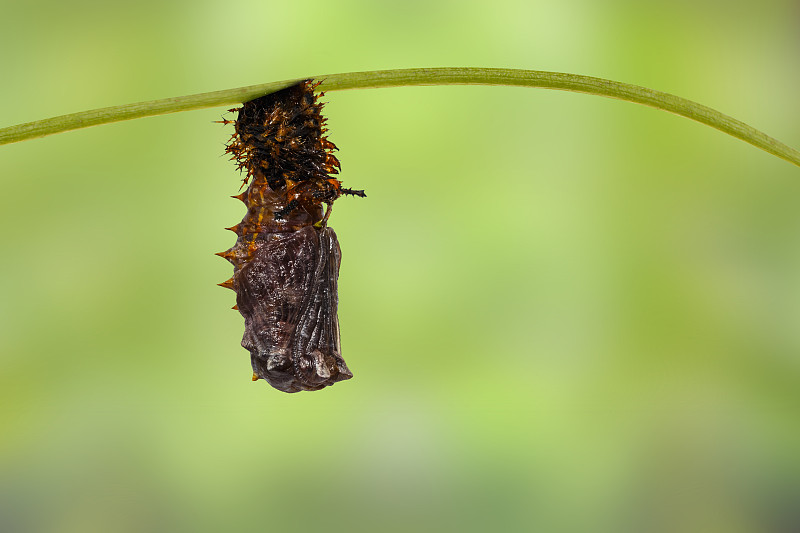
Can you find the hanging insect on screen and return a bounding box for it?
[218,80,365,393]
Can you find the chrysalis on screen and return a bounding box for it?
[218,81,365,393]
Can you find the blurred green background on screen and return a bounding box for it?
[2,1,799,531]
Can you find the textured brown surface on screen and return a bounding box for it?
[218,81,361,392]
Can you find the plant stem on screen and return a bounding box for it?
[0,67,797,168]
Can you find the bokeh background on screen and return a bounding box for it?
[2,1,799,531]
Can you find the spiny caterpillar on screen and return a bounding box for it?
[217,80,365,393]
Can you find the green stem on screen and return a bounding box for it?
[1,67,798,167]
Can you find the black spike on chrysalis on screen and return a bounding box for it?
[217,80,365,393]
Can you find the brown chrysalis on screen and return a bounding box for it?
[218,80,365,393]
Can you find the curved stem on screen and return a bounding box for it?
[1,67,797,168]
